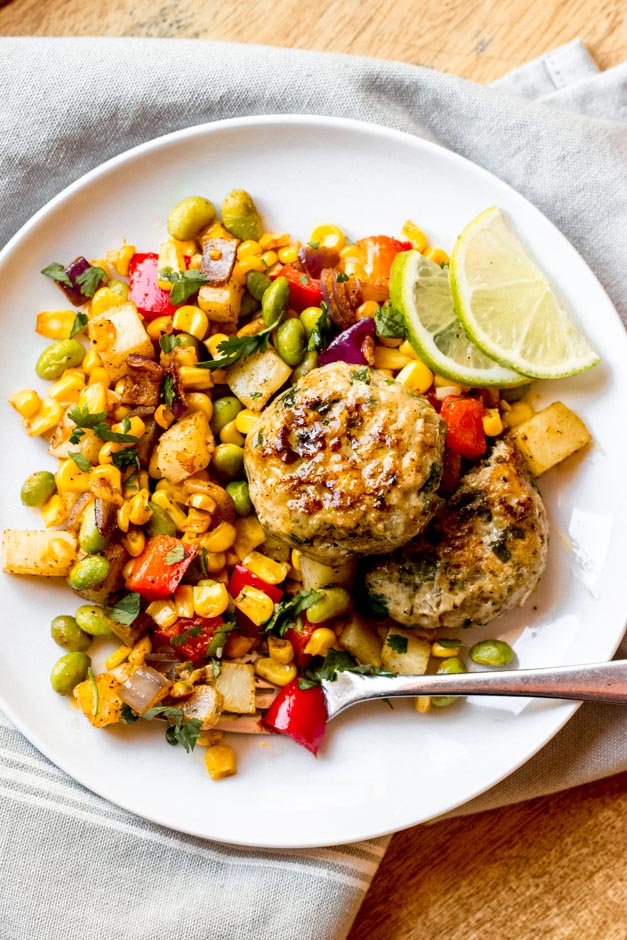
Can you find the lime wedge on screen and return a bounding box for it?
[390,249,527,387]
[450,207,600,380]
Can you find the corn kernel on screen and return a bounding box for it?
[122,558,136,580]
[233,257,266,278]
[303,628,337,657]
[434,373,459,388]
[116,500,132,533]
[290,549,302,571]
[48,371,86,403]
[42,537,76,570]
[267,636,294,664]
[89,465,123,506]
[105,645,132,670]
[236,317,265,338]
[431,641,463,658]
[219,419,245,447]
[204,744,237,781]
[233,586,275,626]
[87,367,111,387]
[170,682,193,699]
[483,408,504,436]
[342,260,367,280]
[55,458,92,494]
[415,696,431,713]
[146,600,178,629]
[152,404,173,430]
[402,221,428,253]
[98,441,123,466]
[184,392,213,422]
[78,382,108,414]
[205,333,229,358]
[24,398,62,436]
[174,585,195,619]
[121,527,146,557]
[260,250,278,269]
[236,240,262,259]
[233,516,266,561]
[373,347,412,371]
[357,300,380,320]
[395,360,434,394]
[147,317,174,342]
[424,247,450,266]
[90,286,127,318]
[193,581,229,618]
[378,336,403,348]
[183,507,212,534]
[309,223,345,251]
[157,239,185,290]
[115,244,135,277]
[35,310,77,340]
[150,490,187,529]
[202,522,237,553]
[128,635,153,666]
[502,401,534,429]
[242,550,289,585]
[254,657,297,687]
[172,305,209,340]
[178,366,213,390]
[110,415,144,439]
[398,340,419,360]
[9,389,41,419]
[259,232,291,251]
[186,493,217,513]
[82,349,104,375]
[197,729,224,747]
[277,245,299,264]
[128,490,152,525]
[40,493,67,527]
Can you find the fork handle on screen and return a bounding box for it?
[323,660,627,720]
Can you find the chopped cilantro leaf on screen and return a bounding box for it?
[68,450,91,472]
[41,262,73,288]
[162,374,175,410]
[336,272,349,283]
[308,241,320,249]
[263,589,322,637]
[66,405,138,443]
[111,446,140,472]
[196,325,274,371]
[299,274,309,286]
[105,592,141,626]
[387,634,408,654]
[170,625,202,647]
[375,301,406,338]
[307,302,334,353]
[350,367,371,384]
[120,703,139,724]
[159,334,181,354]
[143,706,202,753]
[298,648,395,689]
[158,267,209,305]
[75,265,107,298]
[165,544,186,565]
[69,312,88,338]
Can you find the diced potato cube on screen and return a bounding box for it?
[155,410,214,483]
[180,684,224,730]
[339,613,383,669]
[226,349,292,411]
[299,554,357,592]
[88,303,154,380]
[74,672,124,727]
[381,627,431,676]
[2,529,77,577]
[197,281,244,326]
[211,662,256,714]
[510,401,592,476]
[48,409,102,463]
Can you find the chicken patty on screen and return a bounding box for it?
[244,361,446,563]
[363,439,548,628]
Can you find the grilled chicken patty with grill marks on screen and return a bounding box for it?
[244,362,447,563]
[364,439,548,628]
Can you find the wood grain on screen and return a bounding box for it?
[2,2,626,938]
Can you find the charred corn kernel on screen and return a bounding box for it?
[186,493,216,513]
[219,420,245,447]
[89,465,123,504]
[355,301,379,321]
[402,221,428,253]
[234,409,259,436]
[105,645,132,670]
[170,682,193,699]
[121,527,146,557]
[233,586,274,626]
[146,599,179,628]
[432,641,463,658]
[122,558,136,580]
[98,441,125,466]
[425,247,450,266]
[88,367,111,387]
[259,232,291,251]
[204,744,237,781]
[267,635,294,664]
[41,493,67,527]
[254,657,297,687]
[115,244,135,277]
[172,305,209,340]
[205,333,229,358]
[183,507,212,534]
[373,347,412,371]
[184,392,213,423]
[90,286,127,317]
[174,584,195,619]
[55,457,92,494]
[234,256,266,278]
[116,501,132,532]
[415,696,431,713]
[147,316,173,341]
[483,408,504,436]
[42,537,76,570]
[237,240,263,259]
[200,550,227,572]
[202,522,237,553]
[78,382,108,414]
[178,366,213,390]
[233,516,266,561]
[193,581,229,618]
[502,401,534,429]
[111,415,145,439]
[303,628,337,657]
[82,349,104,374]
[237,317,265,338]
[151,490,188,529]
[197,729,224,747]
[128,635,152,666]
[396,360,434,394]
[309,223,345,251]
[111,404,130,421]
[128,490,152,525]
[291,549,302,571]
[153,404,175,430]
[48,371,86,403]
[277,245,299,264]
[398,339,419,360]
[9,389,41,419]
[25,398,63,436]
[378,336,403,348]
[242,550,290,585]
[260,250,278,268]
[35,310,77,339]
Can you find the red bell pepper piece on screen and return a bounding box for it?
[271,265,323,311]
[227,564,283,605]
[128,252,180,321]
[440,396,487,460]
[284,615,317,667]
[125,536,196,601]
[154,615,224,663]
[261,678,327,755]
[356,236,411,281]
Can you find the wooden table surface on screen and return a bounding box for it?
[2,1,626,937]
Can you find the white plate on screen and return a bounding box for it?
[1,115,626,849]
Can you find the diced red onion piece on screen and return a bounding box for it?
[318,317,376,366]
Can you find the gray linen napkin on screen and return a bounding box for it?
[0,36,625,940]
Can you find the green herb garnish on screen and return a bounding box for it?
[298,649,395,690]
[106,592,141,626]
[76,265,108,298]
[196,323,275,371]
[387,634,408,654]
[165,544,186,565]
[120,703,140,724]
[307,301,333,353]
[143,706,202,753]
[111,447,140,473]
[67,405,139,444]
[159,334,182,354]
[70,312,88,338]
[68,450,91,472]
[263,589,321,637]
[336,272,349,283]
[170,625,203,647]
[41,262,73,288]
[375,301,406,338]
[158,267,209,305]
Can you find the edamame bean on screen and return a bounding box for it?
[290,351,319,384]
[221,189,263,242]
[36,339,85,381]
[20,470,56,507]
[300,306,324,336]
[78,502,108,554]
[210,396,243,436]
[50,615,92,652]
[108,279,130,299]
[276,318,307,367]
[225,480,252,517]
[145,501,177,537]
[246,270,272,301]
[239,291,260,318]
[212,443,245,480]
[75,604,116,637]
[307,587,351,624]
[167,196,216,241]
[469,639,514,667]
[261,276,290,328]
[50,651,90,695]
[68,555,110,591]
[431,656,467,708]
